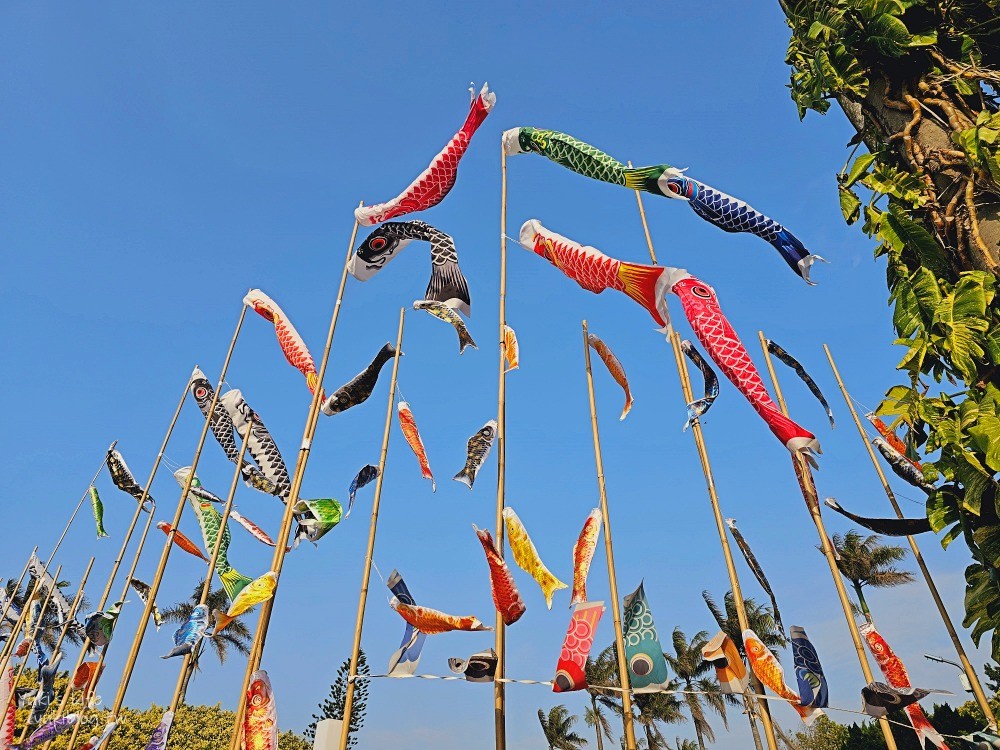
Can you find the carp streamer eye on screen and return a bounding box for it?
[369,237,388,251]
[692,285,712,299]
[554,670,576,692]
[194,386,208,399]
[629,653,653,677]
[667,181,682,195]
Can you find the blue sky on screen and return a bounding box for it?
[0,3,988,748]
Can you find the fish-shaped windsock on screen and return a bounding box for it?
[502,325,519,372]
[89,486,108,539]
[173,467,226,505]
[230,510,288,551]
[766,340,834,428]
[213,571,278,634]
[861,683,948,719]
[1,667,14,750]
[292,498,343,547]
[702,632,748,695]
[244,670,278,750]
[350,221,472,316]
[244,289,323,396]
[143,711,173,750]
[519,220,821,461]
[622,583,670,691]
[348,464,379,516]
[571,509,602,607]
[725,519,784,636]
[790,626,828,709]
[323,343,397,417]
[587,333,633,420]
[25,554,79,636]
[71,662,104,692]
[386,570,427,676]
[414,300,477,354]
[504,127,824,282]
[502,507,567,609]
[14,713,79,749]
[83,602,124,649]
[448,648,499,682]
[162,604,209,659]
[355,84,495,226]
[185,491,252,603]
[823,498,932,537]
[473,525,526,626]
[389,597,492,634]
[553,601,605,693]
[106,449,153,511]
[157,521,209,561]
[398,401,435,491]
[221,390,291,500]
[866,413,921,468]
[76,721,117,750]
[681,340,720,429]
[743,629,823,726]
[454,420,497,489]
[861,622,949,749]
[28,647,62,725]
[873,437,934,492]
[189,368,277,496]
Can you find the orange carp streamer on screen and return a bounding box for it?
[398,400,435,491]
[744,629,823,725]
[587,333,633,420]
[866,413,922,469]
[503,507,567,609]
[571,509,603,607]
[473,525,526,625]
[390,598,492,634]
[244,670,278,750]
[245,289,323,397]
[156,521,209,562]
[502,324,520,373]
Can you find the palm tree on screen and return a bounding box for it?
[664,628,728,750]
[161,580,251,704]
[538,705,588,749]
[827,530,914,623]
[673,740,699,750]
[2,577,88,653]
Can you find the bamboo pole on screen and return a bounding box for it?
[229,204,363,750]
[107,307,249,723]
[338,308,405,750]
[581,320,638,750]
[0,548,39,641]
[626,161,658,266]
[757,332,898,750]
[667,331,779,750]
[823,344,997,728]
[0,578,46,675]
[14,557,94,740]
[494,146,508,750]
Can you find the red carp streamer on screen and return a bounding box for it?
[244,289,322,397]
[398,401,435,491]
[473,525,526,626]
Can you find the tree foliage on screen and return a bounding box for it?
[783,0,1000,659]
[304,650,368,745]
[538,705,589,750]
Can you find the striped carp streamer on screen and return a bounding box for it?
[791,625,829,710]
[398,401,435,491]
[156,521,209,562]
[502,324,519,372]
[348,464,379,517]
[702,632,748,695]
[681,340,720,429]
[244,670,278,750]
[386,570,427,676]
[519,219,821,462]
[454,420,497,489]
[503,127,824,283]
[744,628,824,725]
[350,221,472,316]
[89,486,108,539]
[866,412,921,468]
[622,582,670,691]
[765,339,835,428]
[823,498,932,537]
[323,343,397,416]
[129,578,164,629]
[213,571,278,634]
[414,300,477,354]
[725,519,784,636]
[26,552,79,635]
[106,448,153,511]
[571,509,603,607]
[587,333,633,420]
[873,436,934,492]
[389,597,492,634]
[502,507,567,609]
[861,622,948,749]
[143,711,173,750]
[355,83,496,226]
[221,389,291,500]
[473,524,526,626]
[244,289,322,396]
[553,601,605,693]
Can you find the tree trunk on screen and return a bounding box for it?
[694,722,706,750]
[854,583,874,625]
[591,696,605,750]
[743,693,765,750]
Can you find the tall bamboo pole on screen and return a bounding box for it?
[757,332,898,750]
[823,344,997,728]
[107,307,249,723]
[581,320,638,750]
[666,331,780,750]
[494,146,509,750]
[0,548,39,639]
[626,161,658,267]
[0,578,46,674]
[229,205,363,750]
[14,557,94,741]
[338,308,405,750]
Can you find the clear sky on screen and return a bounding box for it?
[0,3,986,748]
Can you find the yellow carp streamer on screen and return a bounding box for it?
[571,508,603,607]
[502,507,567,609]
[744,629,823,725]
[502,325,519,373]
[213,571,278,634]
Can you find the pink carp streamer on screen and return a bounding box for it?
[519,219,819,461]
[244,289,322,397]
[355,84,496,226]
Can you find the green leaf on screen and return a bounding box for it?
[863,13,912,57]
[941,522,964,549]
[927,487,961,532]
[844,153,876,187]
[884,203,953,280]
[862,164,927,207]
[968,413,1000,472]
[839,187,862,224]
[907,32,937,47]
[933,274,990,381]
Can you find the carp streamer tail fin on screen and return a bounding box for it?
[464,83,496,133]
[616,262,670,329]
[219,569,252,603]
[212,609,234,634]
[426,260,472,317]
[458,326,478,355]
[453,467,475,489]
[772,227,826,286]
[622,165,668,193]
